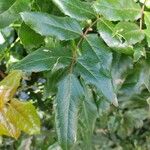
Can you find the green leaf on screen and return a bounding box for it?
[144,12,150,47]
[97,18,134,54]
[44,69,66,98]
[76,34,118,106]
[93,0,141,21]
[52,0,96,21]
[113,22,145,45]
[121,60,150,98]
[48,143,62,150]
[78,85,98,150]
[55,74,84,150]
[133,45,146,62]
[0,0,15,14]
[21,12,83,40]
[144,30,150,47]
[0,0,30,29]
[112,53,133,91]
[11,47,72,72]
[19,23,44,50]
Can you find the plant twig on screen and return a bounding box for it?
[69,18,100,73]
[140,0,147,30]
[77,18,100,48]
[0,70,5,78]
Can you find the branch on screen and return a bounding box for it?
[69,17,100,73]
[140,0,147,30]
[0,70,6,78]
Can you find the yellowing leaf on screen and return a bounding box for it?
[0,70,22,109]
[7,99,41,135]
[0,107,21,139]
[0,70,40,139]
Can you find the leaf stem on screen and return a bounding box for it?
[77,17,100,48]
[140,0,147,30]
[69,17,100,73]
[0,70,5,79]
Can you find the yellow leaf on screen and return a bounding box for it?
[0,107,20,139]
[0,70,22,109]
[0,70,40,139]
[7,99,41,135]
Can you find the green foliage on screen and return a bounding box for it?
[0,0,150,150]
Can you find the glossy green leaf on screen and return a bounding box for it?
[76,34,118,106]
[19,23,44,50]
[11,47,72,72]
[52,0,96,21]
[44,68,66,98]
[144,30,150,47]
[144,12,150,47]
[21,12,83,40]
[0,0,30,29]
[78,85,98,150]
[93,0,141,21]
[55,74,84,150]
[112,53,133,91]
[97,18,134,54]
[113,22,145,45]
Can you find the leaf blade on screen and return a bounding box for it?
[53,0,95,21]
[55,74,84,149]
[93,0,141,21]
[21,11,83,40]
[76,34,118,105]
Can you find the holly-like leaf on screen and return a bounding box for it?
[55,74,84,150]
[11,47,72,72]
[21,12,83,40]
[97,18,134,54]
[93,0,141,21]
[0,0,30,29]
[52,0,96,21]
[76,34,118,106]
